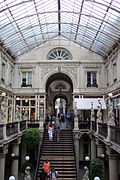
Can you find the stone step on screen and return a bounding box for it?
[37,129,76,180]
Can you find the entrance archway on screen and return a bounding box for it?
[45,72,73,115]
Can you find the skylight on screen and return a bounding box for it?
[0,0,120,59]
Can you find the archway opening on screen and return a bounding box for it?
[45,72,73,116]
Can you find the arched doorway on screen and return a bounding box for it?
[45,72,73,116]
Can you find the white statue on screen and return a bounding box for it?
[24,166,32,180]
[0,99,6,121]
[97,106,102,122]
[15,105,20,120]
[108,97,114,123]
[91,107,94,121]
[82,166,89,180]
[23,109,28,120]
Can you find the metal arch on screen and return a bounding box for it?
[0,0,120,59]
[0,11,119,32]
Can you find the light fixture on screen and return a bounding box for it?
[25,156,30,161]
[11,153,15,158]
[101,153,105,158]
[9,176,15,180]
[85,156,90,161]
[2,92,6,97]
[16,97,20,101]
[108,93,113,98]
[94,177,100,180]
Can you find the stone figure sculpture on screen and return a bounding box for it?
[108,96,115,124]
[0,99,6,121]
[97,106,102,122]
[15,105,20,120]
[24,166,32,180]
[82,166,89,180]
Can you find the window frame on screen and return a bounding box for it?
[87,71,98,87]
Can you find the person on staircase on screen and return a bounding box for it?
[38,168,47,180]
[54,123,60,142]
[49,168,58,180]
[43,159,51,179]
[48,123,54,141]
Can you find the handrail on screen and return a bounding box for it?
[34,126,46,180]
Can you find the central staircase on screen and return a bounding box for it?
[37,129,77,180]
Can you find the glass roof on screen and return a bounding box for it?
[0,0,120,59]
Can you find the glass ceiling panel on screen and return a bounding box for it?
[0,0,120,59]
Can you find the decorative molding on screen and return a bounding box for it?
[83,64,101,68]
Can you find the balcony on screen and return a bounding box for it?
[0,120,27,146]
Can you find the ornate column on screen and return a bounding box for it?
[73,131,81,180]
[0,144,9,180]
[11,138,21,180]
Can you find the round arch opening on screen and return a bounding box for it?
[45,72,73,116]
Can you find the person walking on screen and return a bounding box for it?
[48,124,53,141]
[54,123,60,142]
[43,159,51,179]
[49,168,58,180]
[38,169,47,180]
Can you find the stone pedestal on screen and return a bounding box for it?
[97,144,104,157]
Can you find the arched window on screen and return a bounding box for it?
[47,48,72,60]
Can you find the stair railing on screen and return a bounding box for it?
[34,126,46,180]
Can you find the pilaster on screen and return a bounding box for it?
[73,130,81,180]
[0,144,9,180]
[11,138,21,180]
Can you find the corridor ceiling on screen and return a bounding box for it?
[0,0,120,59]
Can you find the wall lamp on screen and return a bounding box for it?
[9,176,15,180]
[11,153,19,160]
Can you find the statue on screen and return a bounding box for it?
[24,166,32,180]
[15,105,20,120]
[97,106,102,122]
[0,99,6,121]
[23,109,28,120]
[108,96,115,124]
[91,107,94,121]
[82,166,89,180]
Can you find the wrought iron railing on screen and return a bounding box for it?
[98,123,108,138]
[20,120,26,131]
[6,122,18,136]
[79,121,90,129]
[110,126,120,145]
[92,121,96,132]
[0,124,3,140]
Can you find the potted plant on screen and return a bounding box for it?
[90,158,104,180]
